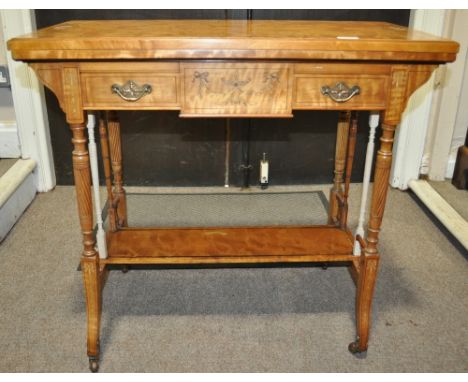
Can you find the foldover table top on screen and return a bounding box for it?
[8,19,459,61]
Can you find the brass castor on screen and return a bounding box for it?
[122,265,129,273]
[348,341,367,358]
[321,264,328,270]
[89,357,99,373]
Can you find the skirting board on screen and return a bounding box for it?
[0,159,36,242]
[408,179,468,250]
[0,122,21,158]
[445,155,456,179]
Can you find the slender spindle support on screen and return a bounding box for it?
[87,113,107,259]
[107,111,127,227]
[329,111,351,225]
[353,112,379,256]
[341,112,359,228]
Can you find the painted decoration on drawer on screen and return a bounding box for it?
[182,63,293,117]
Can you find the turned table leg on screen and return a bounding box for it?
[329,111,351,225]
[107,111,127,227]
[70,122,102,371]
[349,120,396,354]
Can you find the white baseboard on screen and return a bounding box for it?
[445,152,457,179]
[0,158,36,206]
[0,122,21,158]
[420,153,430,175]
[0,159,36,242]
[408,179,468,250]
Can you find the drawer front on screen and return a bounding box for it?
[81,72,179,109]
[293,75,389,110]
[181,63,293,117]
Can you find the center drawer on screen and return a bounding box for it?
[180,63,293,117]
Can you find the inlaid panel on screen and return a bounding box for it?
[181,63,293,117]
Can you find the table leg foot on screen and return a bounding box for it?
[352,255,379,357]
[348,340,367,357]
[121,265,130,273]
[82,256,101,371]
[89,357,99,373]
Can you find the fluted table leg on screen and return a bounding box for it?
[350,120,396,354]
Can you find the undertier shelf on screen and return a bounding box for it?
[103,225,355,265]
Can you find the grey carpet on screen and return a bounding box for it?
[106,191,328,228]
[0,185,467,372]
[0,158,17,178]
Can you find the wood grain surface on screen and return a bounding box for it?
[106,225,354,262]
[8,20,459,61]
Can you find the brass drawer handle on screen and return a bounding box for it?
[321,82,360,103]
[111,80,152,102]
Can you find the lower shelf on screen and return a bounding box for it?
[102,225,355,265]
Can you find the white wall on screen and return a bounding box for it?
[448,36,468,173]
[390,9,449,190]
[0,15,19,158]
[0,16,6,65]
[423,10,468,180]
[0,90,16,122]
[1,9,55,190]
[0,16,16,122]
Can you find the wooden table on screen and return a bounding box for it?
[8,20,458,372]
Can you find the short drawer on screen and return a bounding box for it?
[181,63,293,117]
[293,75,390,110]
[81,72,179,109]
